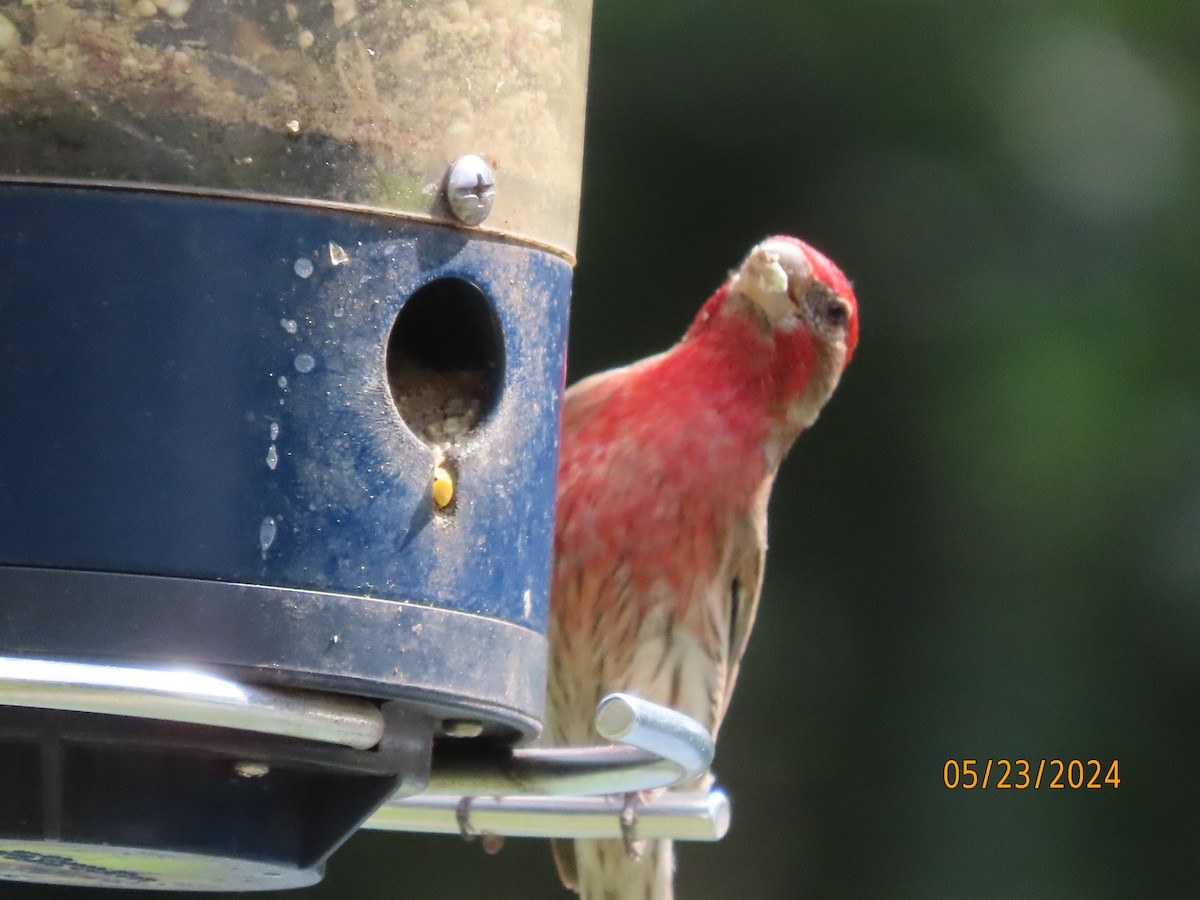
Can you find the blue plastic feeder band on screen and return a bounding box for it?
[0,183,571,739]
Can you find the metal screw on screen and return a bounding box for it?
[442,719,485,738]
[445,155,495,226]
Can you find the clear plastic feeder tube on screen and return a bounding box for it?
[0,0,592,256]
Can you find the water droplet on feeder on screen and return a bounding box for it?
[259,516,277,558]
[327,242,350,266]
[333,305,345,318]
[269,422,280,441]
[293,353,315,373]
[278,375,289,389]
[266,444,278,470]
[280,318,298,334]
[293,257,314,279]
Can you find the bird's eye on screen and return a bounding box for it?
[824,300,850,328]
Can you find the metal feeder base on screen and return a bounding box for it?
[0,668,432,891]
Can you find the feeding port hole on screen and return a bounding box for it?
[386,278,504,448]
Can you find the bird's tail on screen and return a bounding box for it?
[553,837,675,900]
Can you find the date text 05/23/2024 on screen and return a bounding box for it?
[943,759,1120,790]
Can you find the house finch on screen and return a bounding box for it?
[546,236,859,899]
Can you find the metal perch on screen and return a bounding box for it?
[364,790,730,842]
[366,692,728,840]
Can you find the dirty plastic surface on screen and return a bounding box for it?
[0,0,592,254]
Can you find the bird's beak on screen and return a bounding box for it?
[730,241,811,324]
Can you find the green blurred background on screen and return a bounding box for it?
[13,0,1200,897]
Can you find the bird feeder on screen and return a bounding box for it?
[0,0,726,891]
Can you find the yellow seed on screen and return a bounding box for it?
[432,466,454,509]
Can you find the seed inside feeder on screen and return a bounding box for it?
[389,366,486,447]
